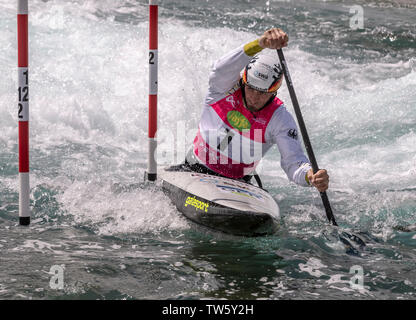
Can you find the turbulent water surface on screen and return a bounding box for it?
[0,0,415,300]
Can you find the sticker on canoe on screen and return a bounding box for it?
[197,176,253,191]
[227,111,251,131]
[216,185,263,200]
[190,173,266,201]
[184,196,209,213]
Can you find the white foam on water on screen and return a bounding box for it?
[79,243,104,250]
[298,257,328,278]
[13,239,66,255]
[56,180,189,235]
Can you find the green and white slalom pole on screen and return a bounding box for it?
[17,0,30,226]
[145,0,158,181]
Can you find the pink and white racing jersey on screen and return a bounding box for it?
[192,39,312,186]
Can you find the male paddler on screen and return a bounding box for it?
[180,28,329,192]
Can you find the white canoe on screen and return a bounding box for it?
[160,166,280,236]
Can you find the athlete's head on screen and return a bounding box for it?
[241,53,284,112]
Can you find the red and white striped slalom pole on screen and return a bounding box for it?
[146,0,158,181]
[17,0,30,226]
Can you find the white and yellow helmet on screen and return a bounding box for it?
[242,53,284,93]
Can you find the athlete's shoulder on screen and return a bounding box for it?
[270,101,290,120]
[268,102,298,132]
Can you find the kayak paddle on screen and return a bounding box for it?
[276,48,366,250]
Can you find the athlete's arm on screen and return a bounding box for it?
[266,106,312,187]
[206,39,263,101]
[267,108,330,191]
[205,28,288,104]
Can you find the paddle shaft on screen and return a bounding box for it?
[277,49,338,226]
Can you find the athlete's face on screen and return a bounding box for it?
[244,85,275,112]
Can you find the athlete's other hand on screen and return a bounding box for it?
[259,28,288,49]
[307,169,329,192]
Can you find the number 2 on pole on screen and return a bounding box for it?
[18,103,23,119]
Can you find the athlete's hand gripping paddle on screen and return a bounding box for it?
[276,49,366,251]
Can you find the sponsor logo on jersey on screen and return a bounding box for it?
[288,129,298,140]
[227,110,251,131]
